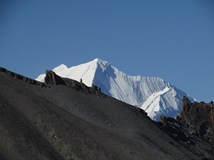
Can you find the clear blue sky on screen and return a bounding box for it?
[0,0,214,101]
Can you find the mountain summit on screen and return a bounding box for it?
[36,58,192,121]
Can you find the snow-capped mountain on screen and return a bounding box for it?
[36,58,192,121]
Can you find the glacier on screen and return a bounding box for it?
[36,58,192,121]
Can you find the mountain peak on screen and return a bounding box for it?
[92,58,107,63]
[91,58,109,67]
[58,63,67,68]
[36,58,193,121]
[54,64,68,72]
[92,58,102,63]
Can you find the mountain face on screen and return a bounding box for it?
[1,67,213,160]
[36,58,192,121]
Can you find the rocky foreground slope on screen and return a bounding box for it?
[0,67,213,160]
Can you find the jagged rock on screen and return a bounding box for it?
[177,97,214,144]
[44,71,103,96]
[45,71,66,85]
[159,97,214,145]
[157,98,214,160]
[63,78,103,96]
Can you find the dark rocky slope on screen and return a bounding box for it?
[0,67,213,160]
[158,97,214,160]
[178,97,214,144]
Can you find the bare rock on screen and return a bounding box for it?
[44,71,66,85]
[177,97,214,144]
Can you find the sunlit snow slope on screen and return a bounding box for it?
[36,58,192,121]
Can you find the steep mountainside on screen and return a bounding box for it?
[0,67,213,160]
[36,58,192,121]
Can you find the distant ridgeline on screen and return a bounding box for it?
[0,67,103,96]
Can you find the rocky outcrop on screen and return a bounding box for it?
[177,97,214,144]
[45,71,66,85]
[45,70,103,96]
[158,97,214,160]
[159,97,214,145]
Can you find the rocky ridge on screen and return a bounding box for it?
[0,67,103,96]
[158,97,214,160]
[177,97,214,144]
[45,70,103,95]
